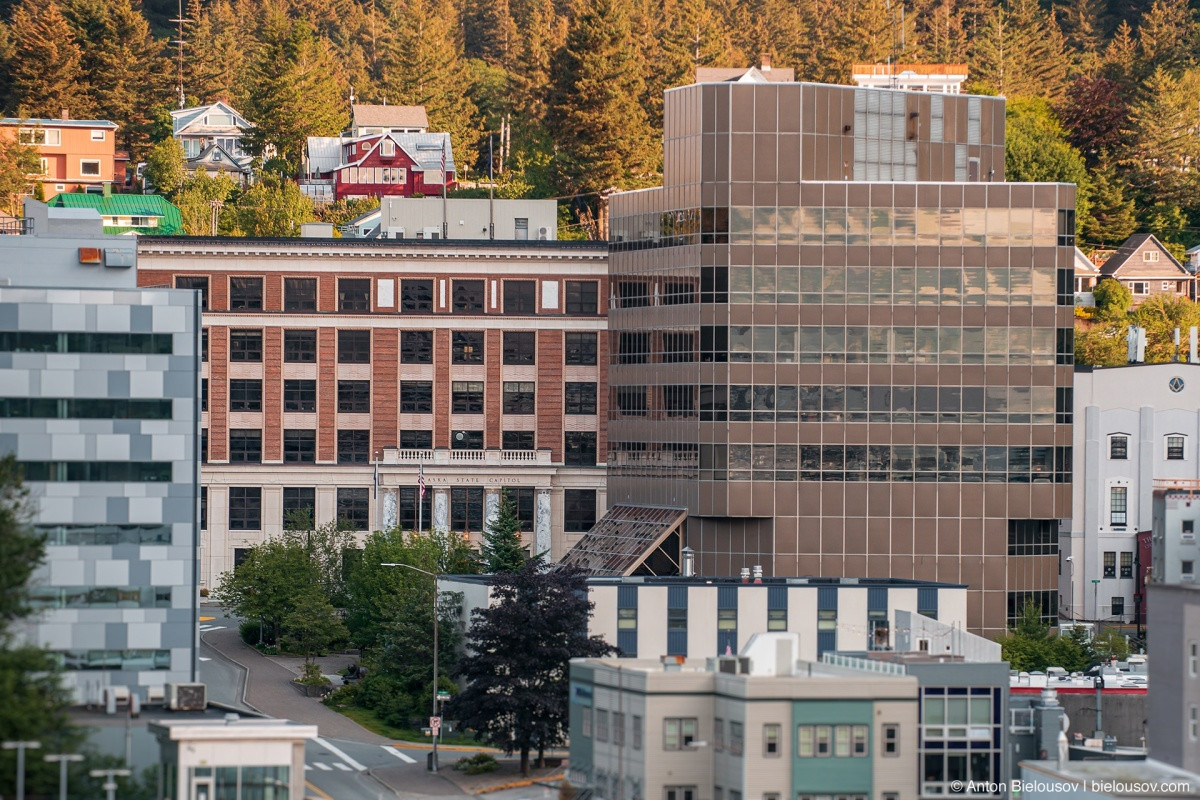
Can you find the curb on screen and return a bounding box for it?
[475,771,565,795]
[200,627,263,715]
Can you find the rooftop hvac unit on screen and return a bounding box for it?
[537,226,550,240]
[166,682,207,711]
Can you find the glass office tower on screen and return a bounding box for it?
[597,81,1074,636]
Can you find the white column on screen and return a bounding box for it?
[535,488,552,558]
[484,488,501,534]
[433,488,450,533]
[382,490,398,531]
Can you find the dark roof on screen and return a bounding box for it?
[1100,233,1189,277]
[138,236,607,251]
[558,505,688,575]
[443,574,967,589]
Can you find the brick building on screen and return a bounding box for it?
[137,236,609,590]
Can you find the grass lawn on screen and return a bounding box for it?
[330,704,484,747]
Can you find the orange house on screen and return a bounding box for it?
[0,113,119,201]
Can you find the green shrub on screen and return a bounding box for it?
[296,661,330,686]
[454,753,499,775]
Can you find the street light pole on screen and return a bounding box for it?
[381,561,441,772]
[3,740,42,800]
[43,753,83,800]
[90,767,132,800]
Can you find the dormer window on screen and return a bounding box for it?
[381,139,396,157]
[1144,251,1160,262]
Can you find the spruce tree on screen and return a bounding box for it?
[651,0,736,126]
[184,0,254,107]
[969,0,1070,101]
[480,490,527,574]
[1134,0,1198,80]
[1082,159,1137,247]
[1122,66,1200,213]
[5,1,91,118]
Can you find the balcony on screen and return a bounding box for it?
[377,447,553,466]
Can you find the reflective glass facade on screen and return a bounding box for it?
[607,82,1073,636]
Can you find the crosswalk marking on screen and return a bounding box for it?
[333,763,351,771]
[198,656,211,662]
[304,765,312,771]
[313,762,332,771]
[314,737,367,772]
[198,624,226,632]
[381,745,417,764]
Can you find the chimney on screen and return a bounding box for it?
[60,108,69,121]
[740,567,751,583]
[760,54,772,72]
[752,565,763,584]
[681,546,695,578]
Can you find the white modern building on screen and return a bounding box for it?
[1152,490,1200,586]
[0,200,200,703]
[1065,363,1200,623]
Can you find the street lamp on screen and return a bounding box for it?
[43,753,83,800]
[381,562,442,773]
[3,740,41,800]
[90,767,132,800]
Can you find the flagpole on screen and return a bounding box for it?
[418,462,425,533]
[441,136,448,240]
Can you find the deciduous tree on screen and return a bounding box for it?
[227,175,316,237]
[0,138,39,217]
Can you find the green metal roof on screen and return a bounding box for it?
[48,193,183,236]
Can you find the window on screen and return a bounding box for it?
[582,707,592,738]
[515,217,529,240]
[1110,435,1128,460]
[1104,551,1116,578]
[503,331,535,364]
[338,329,371,363]
[200,487,208,530]
[282,487,315,528]
[228,487,261,530]
[1132,281,1148,294]
[835,724,851,757]
[230,277,263,310]
[503,431,535,450]
[797,726,814,757]
[175,276,209,310]
[229,429,261,463]
[283,429,315,463]
[663,718,697,750]
[19,128,60,145]
[400,381,433,413]
[202,328,208,362]
[565,382,597,414]
[284,278,317,311]
[80,159,101,177]
[1191,707,1198,741]
[452,331,484,364]
[284,330,316,362]
[339,278,371,311]
[338,430,370,463]
[1168,435,1186,460]
[852,724,868,756]
[229,379,262,412]
[1191,642,1198,677]
[400,430,432,449]
[565,432,597,466]
[1120,551,1133,579]
[452,381,484,413]
[452,430,484,450]
[883,723,899,756]
[566,281,598,314]
[564,489,596,532]
[815,725,831,756]
[1144,250,1160,262]
[663,788,695,800]
[230,329,262,361]
[201,429,208,462]
[504,281,536,314]
[283,379,316,412]
[632,715,642,750]
[763,723,780,756]
[1111,596,1125,617]
[401,279,433,312]
[1110,486,1127,526]
[729,721,743,755]
[1185,560,1195,576]
[401,330,433,364]
[337,488,370,530]
[714,718,724,751]
[618,332,650,364]
[201,378,209,412]
[596,709,609,742]
[338,380,371,413]
[397,487,432,531]
[565,332,598,365]
[768,607,787,631]
[503,382,535,414]
[451,488,483,531]
[453,280,485,313]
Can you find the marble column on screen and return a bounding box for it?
[535,487,552,558]
[484,488,501,534]
[382,490,398,531]
[433,488,449,532]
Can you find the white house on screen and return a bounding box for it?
[170,101,256,184]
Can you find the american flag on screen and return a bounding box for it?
[418,464,426,500]
[440,137,447,185]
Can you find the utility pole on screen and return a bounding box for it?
[43,753,84,800]
[2,740,41,800]
[170,0,191,109]
[90,767,132,800]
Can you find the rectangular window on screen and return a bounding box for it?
[597,709,609,742]
[565,432,597,466]
[797,725,814,757]
[200,487,208,530]
[1191,707,1198,741]
[401,279,433,312]
[452,381,484,413]
[284,277,317,311]
[202,328,208,362]
[1110,486,1127,526]
[450,487,484,531]
[815,725,831,757]
[283,329,316,362]
[175,276,209,310]
[229,329,263,362]
[452,430,484,450]
[1110,435,1128,460]
[1168,435,1186,460]
[400,430,432,449]
[663,788,695,800]
[229,379,262,412]
[1120,551,1133,579]
[503,431,535,451]
[228,487,261,530]
[504,280,537,314]
[663,718,698,750]
[834,725,851,757]
[400,330,433,364]
[337,488,370,529]
[883,723,899,756]
[18,128,61,145]
[453,280,485,313]
[514,217,529,240]
[632,715,642,750]
[1111,596,1125,617]
[80,159,101,177]
[1190,642,1198,677]
[565,332,598,365]
[503,381,536,414]
[452,331,484,364]
[729,721,743,755]
[503,331,536,365]
[230,277,263,310]
[337,430,370,463]
[564,489,596,532]
[397,486,433,531]
[613,711,625,746]
[582,707,592,738]
[282,487,315,529]
[566,280,599,314]
[400,381,433,413]
[1144,250,1161,262]
[339,278,371,311]
[763,723,780,756]
[714,718,724,751]
[283,429,315,463]
[283,379,316,412]
[1104,551,1116,578]
[338,329,371,363]
[338,380,371,413]
[229,429,262,463]
[564,382,597,414]
[852,724,868,756]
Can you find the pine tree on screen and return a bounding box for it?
[1100,20,1139,89]
[4,1,92,118]
[508,0,566,131]
[1057,0,1108,72]
[184,0,255,107]
[548,0,656,196]
[969,0,1069,101]
[480,490,528,573]
[1122,66,1200,212]
[463,0,518,68]
[1134,0,1198,79]
[651,0,737,126]
[1081,158,1137,247]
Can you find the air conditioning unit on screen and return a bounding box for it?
[166,682,207,711]
[145,686,165,706]
[537,226,550,240]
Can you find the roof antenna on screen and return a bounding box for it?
[349,86,356,106]
[170,0,192,109]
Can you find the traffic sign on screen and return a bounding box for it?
[436,691,450,700]
[430,715,442,734]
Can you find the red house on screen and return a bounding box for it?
[302,131,456,202]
